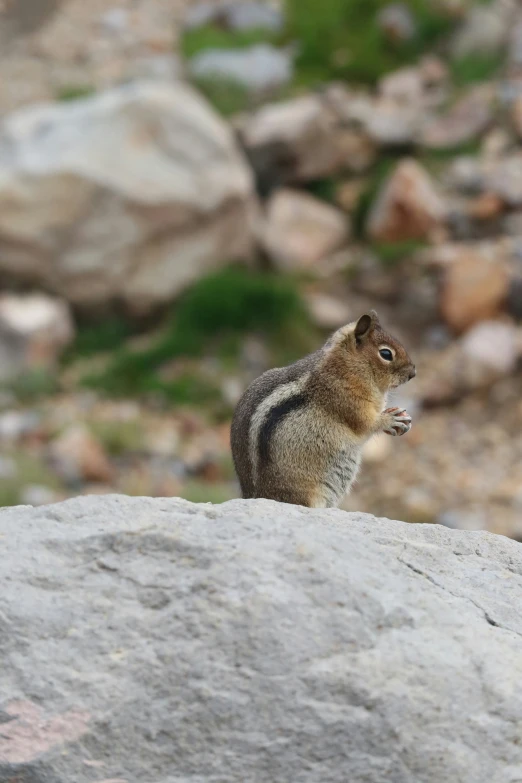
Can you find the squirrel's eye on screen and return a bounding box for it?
[379,348,393,362]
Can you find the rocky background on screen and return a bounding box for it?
[0,0,521,538]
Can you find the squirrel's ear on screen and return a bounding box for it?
[354,313,375,343]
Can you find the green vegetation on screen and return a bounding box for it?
[182,25,277,59]
[6,369,59,403]
[179,479,235,504]
[284,0,454,86]
[192,77,252,117]
[0,452,60,508]
[450,52,504,87]
[81,267,312,406]
[89,419,145,457]
[57,85,96,102]
[372,239,427,267]
[66,316,134,360]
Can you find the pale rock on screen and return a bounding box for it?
[350,94,423,146]
[437,243,510,333]
[512,97,522,139]
[379,63,447,112]
[260,189,350,271]
[367,158,446,242]
[377,3,416,42]
[304,293,351,330]
[225,2,284,32]
[21,484,59,507]
[0,82,256,313]
[379,66,424,103]
[237,91,376,183]
[460,320,518,382]
[221,377,244,407]
[420,86,493,149]
[509,9,522,69]
[184,2,284,33]
[0,410,41,442]
[419,56,449,88]
[2,496,522,780]
[50,424,115,484]
[335,178,367,213]
[0,294,74,382]
[189,44,293,92]
[452,0,514,57]
[488,154,522,205]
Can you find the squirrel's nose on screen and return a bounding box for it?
[408,366,416,380]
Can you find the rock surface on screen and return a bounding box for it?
[1,495,522,782]
[189,43,294,92]
[260,188,350,271]
[0,81,256,313]
[367,158,446,241]
[0,293,74,382]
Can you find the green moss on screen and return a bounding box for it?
[0,451,61,508]
[372,239,427,267]
[90,420,145,456]
[451,52,504,87]
[57,85,96,102]
[66,317,134,361]
[284,0,454,86]
[6,369,59,403]
[83,267,312,406]
[182,25,276,59]
[306,178,339,204]
[179,480,236,504]
[192,77,252,117]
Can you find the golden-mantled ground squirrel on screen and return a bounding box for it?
[231,311,416,508]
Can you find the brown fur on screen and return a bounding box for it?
[231,311,415,508]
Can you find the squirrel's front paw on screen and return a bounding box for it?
[382,407,412,437]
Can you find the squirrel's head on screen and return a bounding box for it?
[325,311,416,393]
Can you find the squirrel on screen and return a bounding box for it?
[230,311,416,508]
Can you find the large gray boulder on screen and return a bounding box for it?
[1,495,522,782]
[0,82,256,314]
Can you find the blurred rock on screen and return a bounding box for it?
[189,44,293,93]
[509,9,522,70]
[349,94,423,147]
[50,424,115,484]
[0,294,74,382]
[379,67,423,103]
[0,82,256,314]
[260,189,350,271]
[368,159,445,242]
[377,3,416,43]
[237,91,376,185]
[512,97,522,139]
[184,2,284,33]
[460,320,518,382]
[130,53,183,82]
[466,192,504,221]
[438,509,487,530]
[487,153,522,205]
[335,179,367,214]
[21,484,58,507]
[438,243,510,333]
[0,411,41,443]
[304,293,351,330]
[451,0,513,57]
[420,86,493,150]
